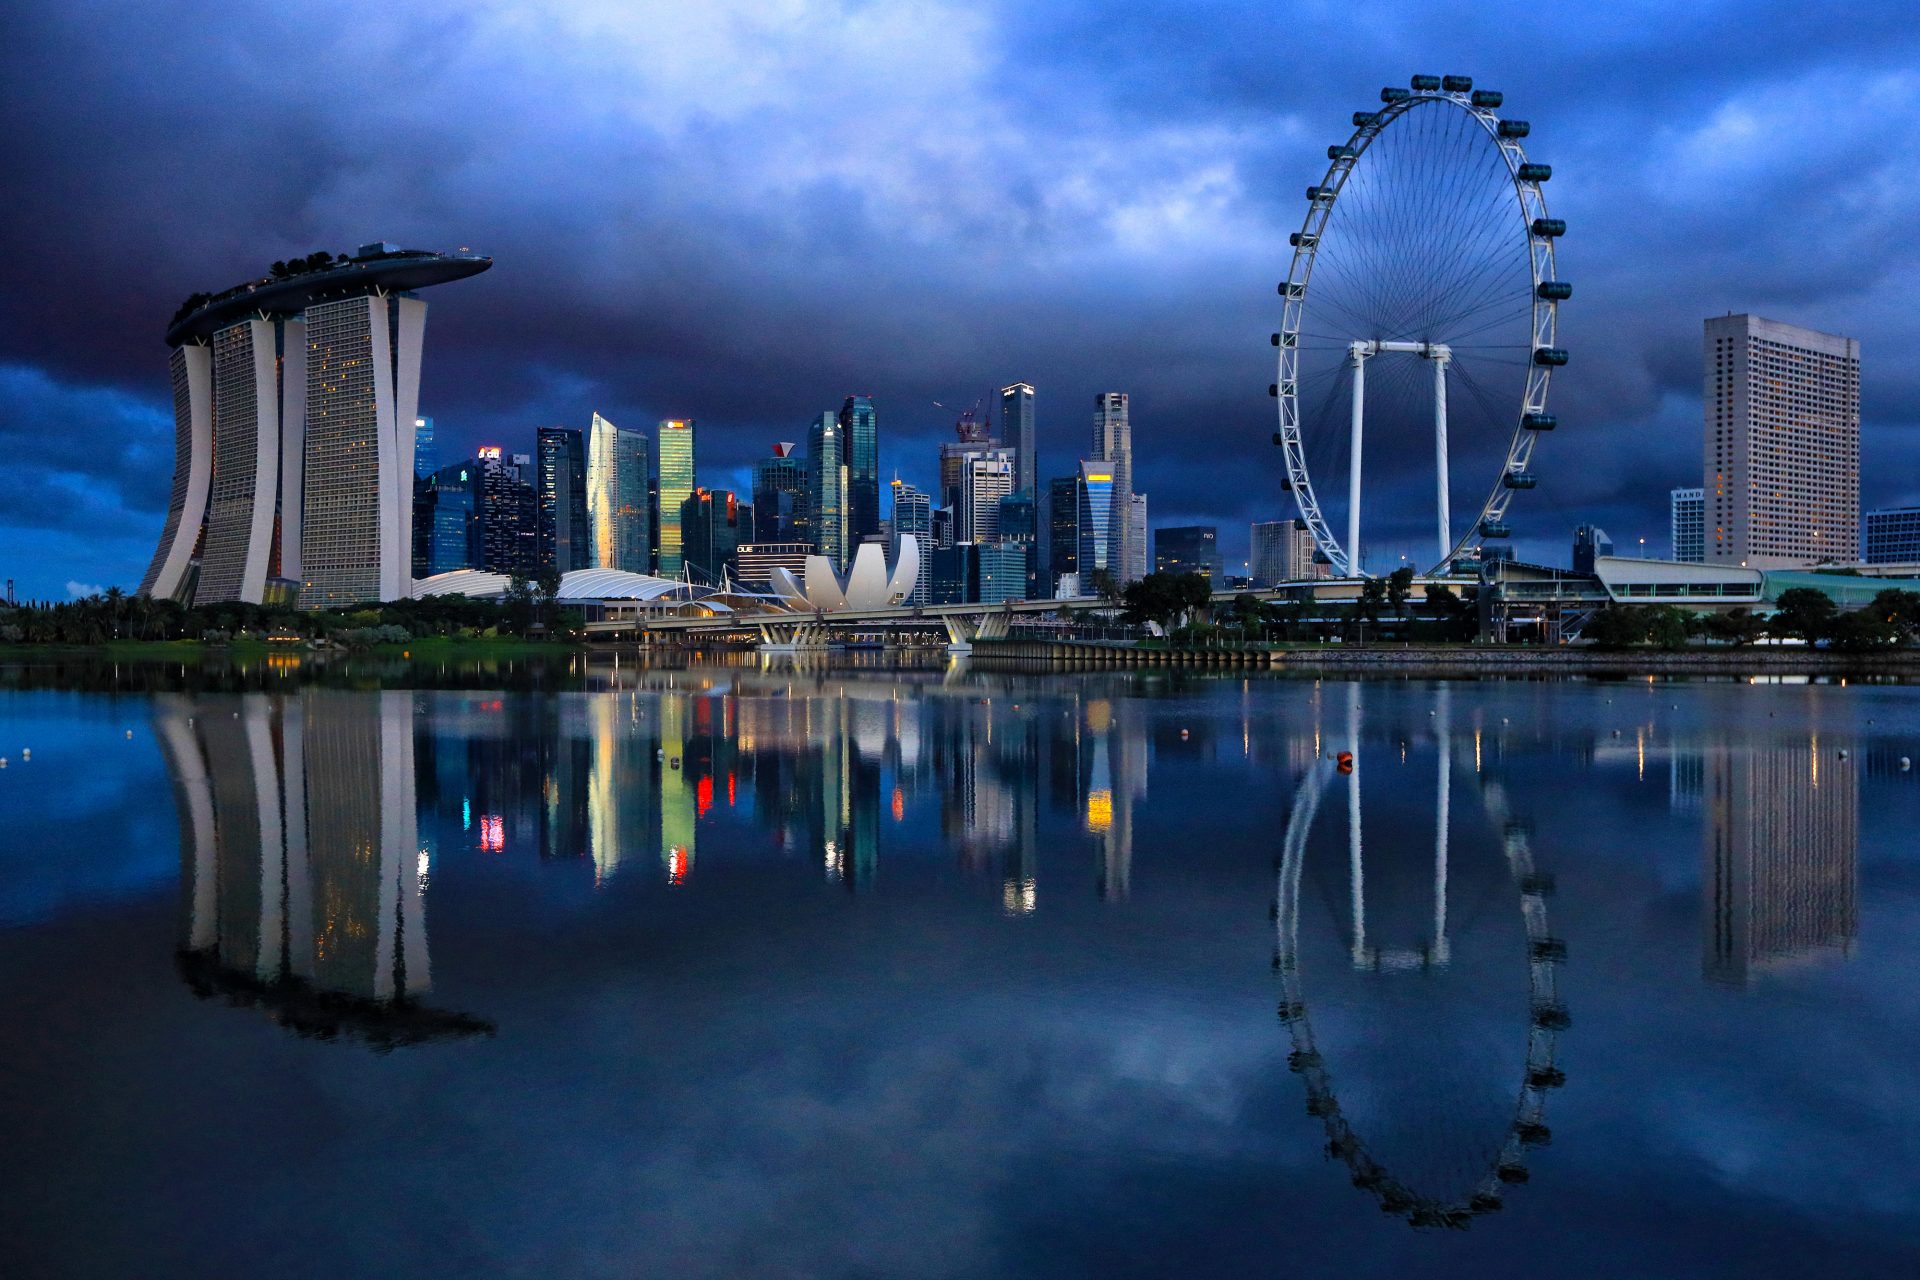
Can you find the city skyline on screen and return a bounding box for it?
[6,6,1920,599]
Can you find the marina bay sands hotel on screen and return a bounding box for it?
[140,243,491,607]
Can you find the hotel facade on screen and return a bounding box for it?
[140,243,491,607]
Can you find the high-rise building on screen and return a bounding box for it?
[1864,506,1920,564]
[680,488,747,585]
[417,461,481,576]
[1077,461,1115,581]
[1001,382,1036,497]
[1154,525,1221,580]
[414,416,436,479]
[656,418,698,578]
[1572,523,1613,575]
[997,491,1038,598]
[838,396,880,543]
[890,479,932,606]
[586,412,651,572]
[752,443,808,544]
[1129,494,1148,582]
[476,447,536,573]
[1251,520,1292,586]
[536,426,589,575]
[1705,314,1860,568]
[1047,475,1079,593]
[807,411,848,569]
[1671,487,1705,563]
[974,541,1028,604]
[1091,393,1141,581]
[956,449,1015,543]
[1250,518,1322,584]
[140,245,491,607]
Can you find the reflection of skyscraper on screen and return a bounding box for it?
[1703,740,1859,984]
[659,694,697,884]
[156,691,488,1046]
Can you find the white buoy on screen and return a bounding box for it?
[1838,749,1850,760]
[1,758,7,768]
[1901,757,1912,771]
[126,730,134,738]
[19,749,28,761]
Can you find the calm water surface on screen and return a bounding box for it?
[3,656,1918,1278]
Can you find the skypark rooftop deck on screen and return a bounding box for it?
[164,244,491,346]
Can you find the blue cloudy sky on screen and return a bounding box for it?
[3,0,1919,598]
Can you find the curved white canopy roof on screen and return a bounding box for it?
[411,568,704,602]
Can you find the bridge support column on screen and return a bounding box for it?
[943,615,978,653]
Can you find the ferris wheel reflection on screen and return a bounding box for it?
[1274,682,1568,1229]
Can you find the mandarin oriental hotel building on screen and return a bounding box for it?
[141,244,491,608]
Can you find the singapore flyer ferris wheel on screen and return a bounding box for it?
[1274,74,1568,578]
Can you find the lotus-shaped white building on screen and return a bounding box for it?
[769,536,920,612]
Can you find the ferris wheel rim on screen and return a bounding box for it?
[1275,81,1563,578]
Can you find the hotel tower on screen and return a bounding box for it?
[141,243,491,607]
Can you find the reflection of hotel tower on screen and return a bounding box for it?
[1703,739,1859,984]
[155,692,478,1042]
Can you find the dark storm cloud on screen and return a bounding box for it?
[3,0,1920,591]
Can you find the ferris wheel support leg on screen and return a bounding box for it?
[1433,351,1452,565]
[1347,343,1369,577]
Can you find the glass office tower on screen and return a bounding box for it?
[586,412,652,572]
[752,443,808,543]
[838,396,880,542]
[537,426,589,575]
[656,418,698,578]
[808,411,848,570]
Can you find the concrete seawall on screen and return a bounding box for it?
[965,638,1920,677]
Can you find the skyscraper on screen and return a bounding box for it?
[1705,314,1860,568]
[808,411,848,569]
[537,426,589,575]
[752,443,808,544]
[414,416,436,479]
[681,488,747,585]
[1001,382,1036,497]
[838,396,880,543]
[1572,523,1613,574]
[586,412,652,572]
[1251,518,1320,585]
[1091,393,1140,581]
[140,244,490,607]
[1671,487,1705,563]
[890,479,932,606]
[1047,475,1079,594]
[1154,525,1221,580]
[656,418,698,578]
[419,461,481,576]
[1129,494,1148,583]
[1077,461,1115,580]
[478,447,536,573]
[955,449,1015,543]
[997,490,1038,598]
